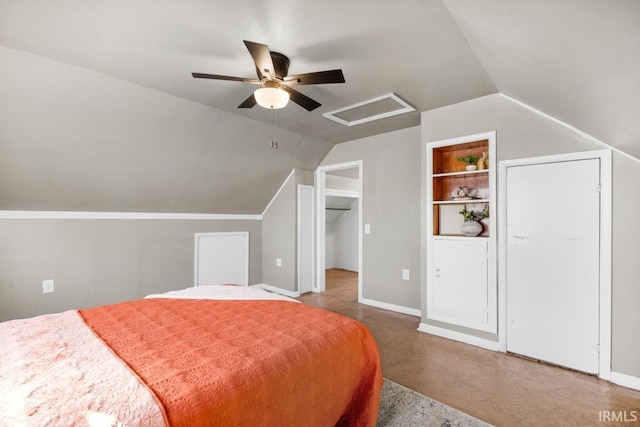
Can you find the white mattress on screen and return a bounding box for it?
[145,284,299,303]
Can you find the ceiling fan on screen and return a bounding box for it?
[192,40,345,111]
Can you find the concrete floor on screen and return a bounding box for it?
[298,269,640,427]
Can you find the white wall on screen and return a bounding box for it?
[325,175,359,193]
[324,179,359,273]
[325,222,335,269]
[333,199,359,272]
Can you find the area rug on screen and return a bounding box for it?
[377,379,493,427]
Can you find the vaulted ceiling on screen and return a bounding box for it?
[444,0,640,159]
[0,1,637,214]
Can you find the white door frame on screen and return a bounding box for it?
[315,160,363,300]
[498,149,611,379]
[297,184,315,294]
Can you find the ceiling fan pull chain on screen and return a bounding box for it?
[270,109,278,149]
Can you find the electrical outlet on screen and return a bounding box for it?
[276,258,282,267]
[42,279,55,293]
[402,269,410,280]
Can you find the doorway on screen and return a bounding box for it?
[315,161,363,301]
[498,150,611,378]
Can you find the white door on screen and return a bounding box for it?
[430,239,489,331]
[194,232,249,286]
[506,158,600,373]
[298,185,314,294]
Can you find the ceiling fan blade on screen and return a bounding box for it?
[284,69,345,85]
[243,40,275,80]
[282,86,321,111]
[238,94,257,109]
[192,72,260,84]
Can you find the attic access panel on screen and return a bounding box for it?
[323,93,415,126]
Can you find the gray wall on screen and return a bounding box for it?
[320,126,422,309]
[261,169,313,292]
[0,219,261,321]
[318,92,640,377]
[262,172,297,292]
[0,45,333,214]
[420,93,640,377]
[610,155,640,377]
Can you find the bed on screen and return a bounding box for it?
[0,285,382,426]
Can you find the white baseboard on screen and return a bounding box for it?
[359,297,421,317]
[610,371,640,391]
[418,322,501,351]
[255,283,300,298]
[417,322,640,390]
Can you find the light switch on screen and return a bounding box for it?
[402,269,410,280]
[364,224,371,234]
[276,258,282,267]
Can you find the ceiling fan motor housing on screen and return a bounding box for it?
[256,52,290,81]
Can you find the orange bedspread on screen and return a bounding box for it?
[79,298,382,427]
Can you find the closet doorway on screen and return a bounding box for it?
[315,161,362,301]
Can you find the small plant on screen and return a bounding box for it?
[457,155,479,165]
[459,205,489,222]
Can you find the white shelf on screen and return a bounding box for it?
[433,169,489,178]
[426,131,497,338]
[433,199,489,205]
[433,235,489,241]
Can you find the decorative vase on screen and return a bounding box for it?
[461,220,483,237]
[466,164,478,171]
[477,152,488,170]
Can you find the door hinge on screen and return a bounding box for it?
[597,184,601,193]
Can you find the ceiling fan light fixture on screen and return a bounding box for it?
[254,87,290,109]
